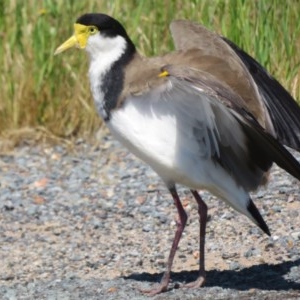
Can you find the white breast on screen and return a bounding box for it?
[107,90,253,221]
[108,94,178,183]
[107,91,219,188]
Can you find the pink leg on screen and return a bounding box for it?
[141,186,187,295]
[184,190,207,288]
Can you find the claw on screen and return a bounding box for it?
[183,274,206,289]
[140,283,169,296]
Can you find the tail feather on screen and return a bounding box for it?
[247,198,270,236]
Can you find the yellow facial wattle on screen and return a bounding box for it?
[54,23,99,55]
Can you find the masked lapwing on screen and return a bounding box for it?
[55,13,300,295]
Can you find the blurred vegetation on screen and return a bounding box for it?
[0,0,299,139]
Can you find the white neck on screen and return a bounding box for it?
[86,34,127,119]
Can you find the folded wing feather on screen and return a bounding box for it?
[160,65,300,190]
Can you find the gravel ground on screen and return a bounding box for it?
[0,134,300,299]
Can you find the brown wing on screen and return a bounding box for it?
[170,19,300,151]
[169,20,272,132]
[223,37,300,151]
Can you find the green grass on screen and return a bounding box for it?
[1,0,299,139]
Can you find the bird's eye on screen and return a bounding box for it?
[89,27,97,34]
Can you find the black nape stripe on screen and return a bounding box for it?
[99,41,136,120]
[247,199,270,236]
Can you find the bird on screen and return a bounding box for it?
[55,13,300,295]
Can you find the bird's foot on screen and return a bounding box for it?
[183,274,206,289]
[140,275,170,296]
[140,282,169,296]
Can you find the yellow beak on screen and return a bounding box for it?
[54,35,78,55]
[54,24,90,55]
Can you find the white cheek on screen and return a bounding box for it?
[86,34,126,61]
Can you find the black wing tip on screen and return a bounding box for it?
[223,36,300,151]
[247,199,271,236]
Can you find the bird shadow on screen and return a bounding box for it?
[124,259,300,291]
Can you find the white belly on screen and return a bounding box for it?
[108,97,226,190]
[107,96,253,220]
[109,100,180,183]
